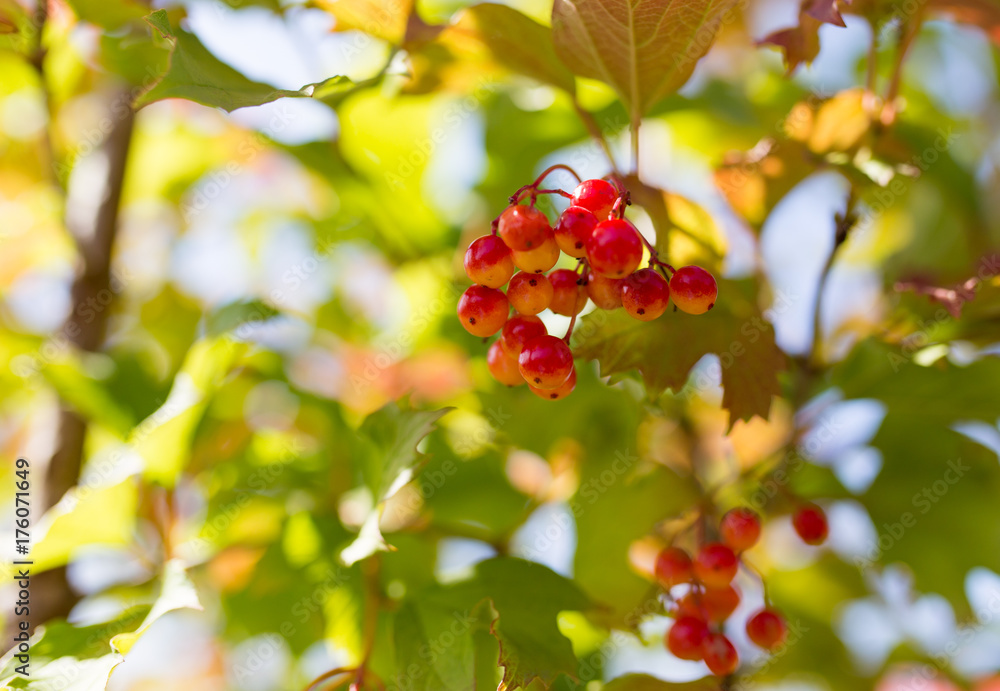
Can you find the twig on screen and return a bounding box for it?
[809,193,857,367]
[881,14,922,126]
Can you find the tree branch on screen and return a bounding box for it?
[31,94,135,633]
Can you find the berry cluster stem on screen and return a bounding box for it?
[638,233,675,274]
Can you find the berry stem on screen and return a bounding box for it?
[564,309,579,344]
[534,188,574,200]
[638,233,676,273]
[740,556,770,603]
[533,163,582,188]
[611,191,631,220]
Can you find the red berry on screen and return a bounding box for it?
[511,234,559,274]
[676,587,740,623]
[571,179,618,221]
[621,268,670,321]
[665,616,708,661]
[464,235,515,288]
[746,608,787,650]
[507,272,553,316]
[586,271,623,310]
[518,335,573,389]
[554,206,598,257]
[529,367,576,400]
[654,547,693,588]
[699,585,741,623]
[548,269,588,317]
[693,543,738,587]
[497,205,551,251]
[487,340,524,387]
[457,285,508,337]
[720,508,762,552]
[500,314,547,358]
[587,219,643,279]
[792,504,828,545]
[670,265,718,315]
[703,633,738,676]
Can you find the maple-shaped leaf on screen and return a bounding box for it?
[572,279,784,425]
[759,13,823,72]
[551,0,739,124]
[805,0,848,27]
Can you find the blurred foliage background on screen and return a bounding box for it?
[2,0,1000,689]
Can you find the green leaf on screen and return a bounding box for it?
[41,356,135,437]
[831,341,1000,604]
[137,337,244,486]
[29,478,138,572]
[65,0,146,30]
[445,4,577,93]
[135,10,360,112]
[572,279,784,424]
[399,558,592,690]
[551,0,739,122]
[0,562,201,689]
[394,602,476,691]
[136,10,291,111]
[341,404,451,564]
[111,559,203,655]
[360,404,453,502]
[574,469,698,627]
[205,299,279,337]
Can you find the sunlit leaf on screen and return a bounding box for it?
[551,0,739,121]
[341,404,451,564]
[29,478,138,572]
[65,0,146,30]
[0,562,201,689]
[310,0,413,44]
[135,10,356,112]
[443,4,576,93]
[573,279,784,424]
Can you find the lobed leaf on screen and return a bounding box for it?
[572,279,784,425]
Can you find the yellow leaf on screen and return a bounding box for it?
[808,88,871,154]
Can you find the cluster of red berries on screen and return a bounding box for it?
[652,504,828,676]
[457,168,719,400]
